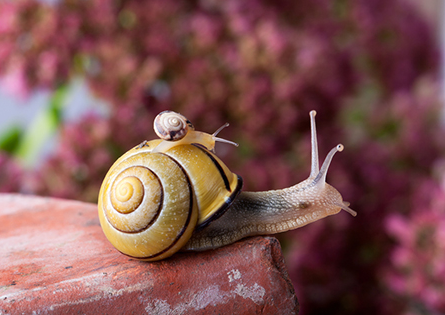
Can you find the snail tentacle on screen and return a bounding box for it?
[309,110,319,179]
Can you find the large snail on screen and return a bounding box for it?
[98,110,356,261]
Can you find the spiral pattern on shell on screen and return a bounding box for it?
[98,146,199,260]
[154,111,194,141]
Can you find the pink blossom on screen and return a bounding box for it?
[1,65,29,99]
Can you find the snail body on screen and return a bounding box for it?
[98,110,356,261]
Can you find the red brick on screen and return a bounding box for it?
[0,193,298,314]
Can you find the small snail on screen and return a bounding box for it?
[98,110,356,261]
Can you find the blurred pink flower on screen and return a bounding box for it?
[0,3,18,34]
[384,179,445,313]
[0,66,29,98]
[0,153,23,192]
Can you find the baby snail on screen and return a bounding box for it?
[98,110,357,261]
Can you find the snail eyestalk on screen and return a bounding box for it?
[213,137,239,148]
[315,144,344,184]
[309,110,319,178]
[212,123,239,148]
[213,123,230,137]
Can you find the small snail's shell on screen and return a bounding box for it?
[98,139,242,261]
[154,111,194,141]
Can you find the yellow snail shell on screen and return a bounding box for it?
[98,115,242,260]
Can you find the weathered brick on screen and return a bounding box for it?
[0,194,298,314]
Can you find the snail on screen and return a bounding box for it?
[98,110,356,261]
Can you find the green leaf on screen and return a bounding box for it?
[0,125,24,154]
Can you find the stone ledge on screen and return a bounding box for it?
[0,193,298,314]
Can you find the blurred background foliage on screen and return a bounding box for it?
[1,0,444,314]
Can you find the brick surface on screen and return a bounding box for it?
[0,193,298,314]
